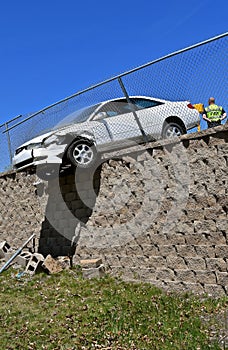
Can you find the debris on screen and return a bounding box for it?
[0,241,11,259]
[16,271,26,279]
[0,237,106,280]
[82,265,105,279]
[80,258,102,269]
[0,234,36,274]
[16,251,33,267]
[80,259,105,279]
[42,255,64,274]
[56,256,71,270]
[25,253,44,275]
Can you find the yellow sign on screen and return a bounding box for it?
[193,103,204,114]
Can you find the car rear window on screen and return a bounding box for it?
[131,98,164,110]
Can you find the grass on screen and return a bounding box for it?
[0,268,227,349]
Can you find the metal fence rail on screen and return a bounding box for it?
[0,32,227,173]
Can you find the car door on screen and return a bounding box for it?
[130,98,165,140]
[93,100,144,148]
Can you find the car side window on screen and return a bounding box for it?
[94,100,133,119]
[131,98,163,110]
[94,102,119,119]
[116,101,135,114]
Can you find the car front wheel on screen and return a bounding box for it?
[162,122,185,138]
[67,139,97,168]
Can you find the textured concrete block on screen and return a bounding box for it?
[185,234,207,245]
[215,245,228,258]
[82,265,105,279]
[182,282,204,295]
[25,253,44,275]
[194,270,216,284]
[174,269,196,283]
[80,258,102,268]
[155,268,175,281]
[149,234,168,245]
[141,244,159,256]
[0,241,10,258]
[164,281,186,293]
[56,256,71,269]
[166,256,186,269]
[194,245,215,258]
[204,284,226,297]
[185,257,206,270]
[158,245,177,257]
[42,254,64,274]
[148,256,167,269]
[130,267,156,281]
[206,258,227,272]
[175,245,197,257]
[16,251,33,267]
[166,233,186,245]
[216,272,228,286]
[205,232,226,245]
[4,252,14,262]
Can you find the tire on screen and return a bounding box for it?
[162,122,185,139]
[67,139,97,168]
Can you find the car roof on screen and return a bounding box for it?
[77,95,170,119]
[98,95,169,105]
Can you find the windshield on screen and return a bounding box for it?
[54,104,100,129]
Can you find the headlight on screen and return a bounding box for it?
[44,134,66,146]
[15,147,25,155]
[26,142,43,150]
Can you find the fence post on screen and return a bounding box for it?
[117,77,148,143]
[5,122,13,165]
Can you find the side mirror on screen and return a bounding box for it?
[94,111,108,120]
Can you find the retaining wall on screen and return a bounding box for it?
[0,124,227,296]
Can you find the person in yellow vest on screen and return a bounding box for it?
[203,97,226,128]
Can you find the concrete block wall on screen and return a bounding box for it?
[0,124,227,296]
[0,172,43,249]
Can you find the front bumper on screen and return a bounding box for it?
[12,144,67,171]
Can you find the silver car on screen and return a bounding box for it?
[13,96,200,177]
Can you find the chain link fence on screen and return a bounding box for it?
[0,33,227,173]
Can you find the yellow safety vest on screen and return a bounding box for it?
[205,104,223,122]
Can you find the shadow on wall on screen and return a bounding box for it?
[37,165,102,258]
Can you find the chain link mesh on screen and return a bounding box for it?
[0,34,227,173]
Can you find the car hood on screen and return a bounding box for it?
[17,131,55,148]
[15,121,93,149]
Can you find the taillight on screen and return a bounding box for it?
[187,103,195,109]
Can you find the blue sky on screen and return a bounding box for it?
[0,0,227,123]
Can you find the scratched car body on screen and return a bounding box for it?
[13,96,200,175]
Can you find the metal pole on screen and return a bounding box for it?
[0,234,36,274]
[0,115,22,129]
[118,77,148,143]
[5,122,13,164]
